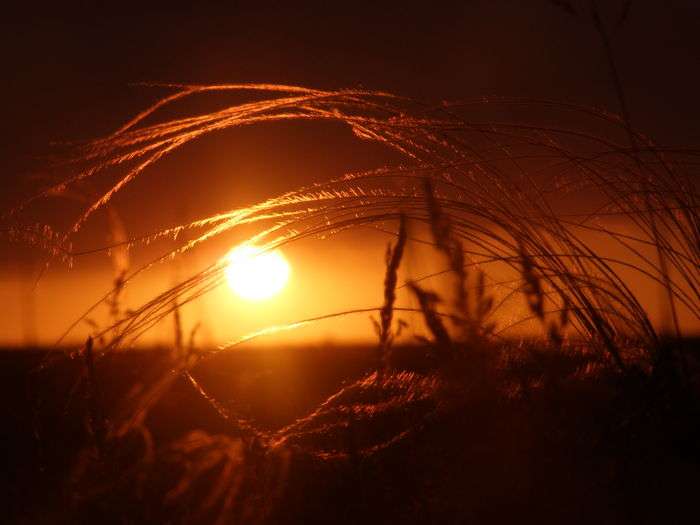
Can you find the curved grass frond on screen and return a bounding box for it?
[9,86,700,472]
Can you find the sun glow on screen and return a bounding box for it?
[224,244,291,301]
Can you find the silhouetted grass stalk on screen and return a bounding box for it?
[376,213,407,370]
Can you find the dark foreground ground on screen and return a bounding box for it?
[2,341,700,524]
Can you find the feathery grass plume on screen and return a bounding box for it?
[407,282,452,359]
[518,242,545,322]
[472,269,496,339]
[516,239,625,367]
[376,213,408,369]
[547,294,571,350]
[422,178,496,344]
[423,178,468,316]
[105,205,130,323]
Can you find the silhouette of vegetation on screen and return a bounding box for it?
[3,6,700,518]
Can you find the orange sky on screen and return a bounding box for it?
[2,2,699,348]
[2,216,698,349]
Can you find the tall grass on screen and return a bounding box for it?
[7,83,700,520]
[11,84,696,363]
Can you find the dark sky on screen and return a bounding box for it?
[2,0,700,248]
[4,1,700,149]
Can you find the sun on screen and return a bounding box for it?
[224,244,291,301]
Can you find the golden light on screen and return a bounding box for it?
[224,244,291,301]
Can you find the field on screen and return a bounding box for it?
[3,24,700,522]
[3,338,699,524]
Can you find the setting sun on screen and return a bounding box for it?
[224,244,290,301]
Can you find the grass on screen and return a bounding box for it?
[15,84,696,362]
[6,339,699,523]
[3,80,700,522]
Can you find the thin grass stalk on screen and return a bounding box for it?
[377,213,407,369]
